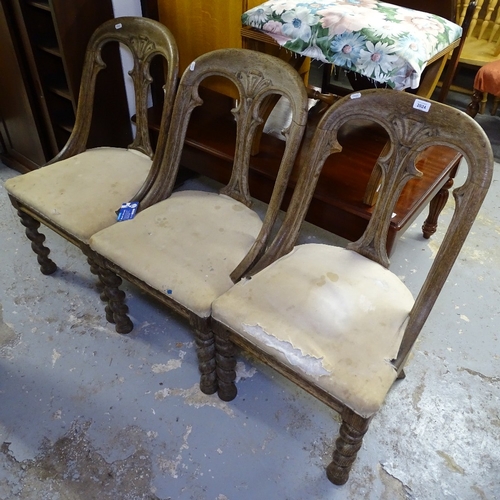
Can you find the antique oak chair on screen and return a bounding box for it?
[210,90,493,485]
[88,48,309,395]
[5,17,178,287]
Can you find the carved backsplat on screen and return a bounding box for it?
[50,17,178,184]
[126,35,157,156]
[220,69,273,206]
[348,115,435,268]
[237,69,273,98]
[142,48,309,279]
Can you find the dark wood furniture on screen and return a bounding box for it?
[139,0,462,254]
[394,0,457,21]
[210,89,493,486]
[154,87,461,255]
[0,0,131,172]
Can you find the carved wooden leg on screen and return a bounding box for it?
[422,177,453,239]
[88,256,107,300]
[191,316,218,395]
[17,211,57,275]
[81,246,108,303]
[83,249,115,323]
[466,88,482,118]
[326,409,371,485]
[214,325,238,402]
[98,265,133,334]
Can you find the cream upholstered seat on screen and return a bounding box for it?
[210,89,494,486]
[213,244,414,417]
[4,17,178,277]
[6,147,151,242]
[90,190,263,318]
[88,48,309,396]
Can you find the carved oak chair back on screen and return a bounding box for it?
[4,17,178,281]
[88,48,309,395]
[210,89,493,485]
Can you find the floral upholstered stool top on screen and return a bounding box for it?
[242,0,462,91]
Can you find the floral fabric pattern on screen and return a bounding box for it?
[242,0,462,90]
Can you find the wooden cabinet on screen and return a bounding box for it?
[157,0,265,97]
[0,0,132,172]
[391,0,457,21]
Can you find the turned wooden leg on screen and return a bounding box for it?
[17,211,57,275]
[190,316,218,395]
[88,256,107,301]
[422,177,454,239]
[98,265,133,333]
[492,96,500,115]
[82,246,108,302]
[396,369,406,380]
[86,251,116,324]
[326,409,371,485]
[214,325,238,402]
[466,88,482,118]
[480,91,488,114]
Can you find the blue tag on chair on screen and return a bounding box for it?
[116,201,139,221]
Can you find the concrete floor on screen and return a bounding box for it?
[1,155,499,500]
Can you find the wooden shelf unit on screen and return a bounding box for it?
[0,0,132,172]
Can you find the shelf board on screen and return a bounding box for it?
[56,120,74,134]
[38,41,61,58]
[48,83,72,101]
[27,1,51,12]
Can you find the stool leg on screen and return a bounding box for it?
[480,91,488,114]
[492,96,500,115]
[466,88,482,118]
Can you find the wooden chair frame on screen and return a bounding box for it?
[7,17,178,287]
[210,89,493,485]
[89,48,309,395]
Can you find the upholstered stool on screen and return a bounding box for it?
[241,0,462,95]
[467,59,500,117]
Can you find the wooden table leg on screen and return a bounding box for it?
[421,166,458,239]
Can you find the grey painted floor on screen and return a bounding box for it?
[1,153,500,500]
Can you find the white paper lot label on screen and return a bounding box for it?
[413,99,431,112]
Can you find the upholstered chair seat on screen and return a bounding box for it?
[87,48,309,397]
[212,243,414,417]
[90,190,263,318]
[5,147,151,243]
